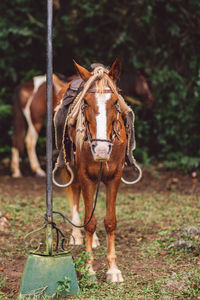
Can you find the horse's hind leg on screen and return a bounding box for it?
[105,180,124,283]
[11,147,22,178]
[11,95,26,178]
[59,169,83,245]
[25,125,45,177]
[24,108,45,177]
[69,184,83,245]
[68,188,100,247]
[67,188,99,247]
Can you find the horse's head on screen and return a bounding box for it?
[73,59,122,162]
[134,70,155,106]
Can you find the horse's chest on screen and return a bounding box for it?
[79,160,120,183]
[78,141,124,172]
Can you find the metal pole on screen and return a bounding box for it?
[46,0,53,254]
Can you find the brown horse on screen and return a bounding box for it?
[119,70,155,106]
[54,59,135,282]
[11,74,65,178]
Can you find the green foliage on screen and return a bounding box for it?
[74,251,97,292]
[0,274,7,298]
[0,101,12,119]
[164,155,200,172]
[135,66,200,164]
[0,91,12,157]
[0,0,199,169]
[56,276,71,297]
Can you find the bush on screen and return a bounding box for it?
[0,0,199,170]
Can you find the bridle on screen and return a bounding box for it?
[81,95,122,153]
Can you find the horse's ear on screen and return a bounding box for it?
[73,59,91,81]
[108,58,122,81]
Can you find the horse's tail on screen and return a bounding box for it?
[12,86,27,154]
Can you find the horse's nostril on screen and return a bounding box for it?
[108,144,112,154]
[92,144,96,153]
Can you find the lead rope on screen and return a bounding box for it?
[52,162,103,228]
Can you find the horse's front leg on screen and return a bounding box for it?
[105,179,124,283]
[69,184,83,245]
[81,178,97,277]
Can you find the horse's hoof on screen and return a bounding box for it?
[87,267,97,282]
[35,169,46,177]
[86,264,95,273]
[89,274,97,283]
[69,235,83,245]
[12,172,22,178]
[106,269,124,283]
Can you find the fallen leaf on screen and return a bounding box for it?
[136,238,142,242]
[172,177,179,183]
[5,214,12,220]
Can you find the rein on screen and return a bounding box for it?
[53,162,103,228]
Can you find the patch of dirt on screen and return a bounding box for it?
[120,166,200,195]
[1,162,200,197]
[0,258,25,298]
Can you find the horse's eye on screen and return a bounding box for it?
[84,101,89,108]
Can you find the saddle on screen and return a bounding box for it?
[54,76,136,176]
[54,78,84,170]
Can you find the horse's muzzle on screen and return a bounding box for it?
[90,140,113,162]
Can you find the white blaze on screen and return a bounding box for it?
[95,93,111,139]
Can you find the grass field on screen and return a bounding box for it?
[0,174,200,299]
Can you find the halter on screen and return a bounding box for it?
[82,96,121,153]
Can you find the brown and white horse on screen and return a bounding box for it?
[11,74,65,178]
[54,60,132,282]
[11,66,154,178]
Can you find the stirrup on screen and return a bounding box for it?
[121,159,142,185]
[52,162,74,188]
